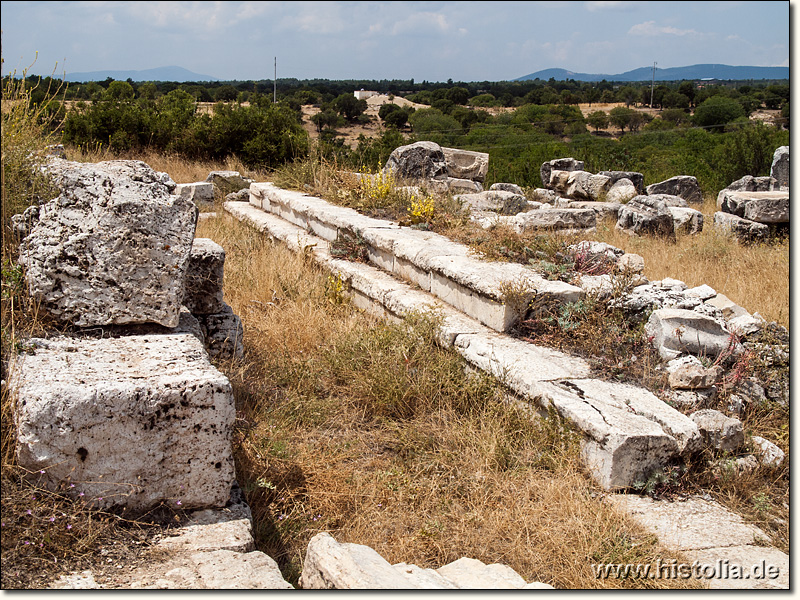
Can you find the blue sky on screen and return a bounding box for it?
[0,1,791,82]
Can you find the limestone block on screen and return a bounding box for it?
[392,563,459,589]
[441,147,489,182]
[686,284,717,300]
[724,175,777,193]
[199,303,244,360]
[690,409,744,452]
[540,157,584,190]
[528,188,559,204]
[554,199,621,220]
[445,177,483,194]
[599,170,645,194]
[646,175,703,204]
[435,557,529,589]
[175,182,214,204]
[750,436,785,467]
[704,293,748,320]
[11,333,235,513]
[383,141,448,182]
[18,160,198,328]
[565,171,612,201]
[743,194,789,224]
[490,182,524,195]
[668,206,704,235]
[513,207,596,232]
[184,238,226,315]
[206,170,252,196]
[145,550,293,589]
[650,193,688,208]
[645,308,740,361]
[606,178,638,204]
[770,146,789,189]
[668,361,721,390]
[455,190,527,215]
[300,532,425,589]
[616,195,676,240]
[616,253,645,274]
[713,211,770,243]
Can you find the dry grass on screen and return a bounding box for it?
[591,196,789,329]
[196,213,705,589]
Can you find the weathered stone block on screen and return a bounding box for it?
[441,147,489,182]
[540,157,584,190]
[646,175,703,204]
[616,195,676,240]
[645,308,740,361]
[770,146,789,189]
[175,182,215,204]
[690,409,744,452]
[668,206,704,235]
[184,238,226,315]
[18,160,198,328]
[713,211,769,243]
[383,141,448,182]
[11,333,235,513]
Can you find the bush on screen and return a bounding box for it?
[693,96,746,132]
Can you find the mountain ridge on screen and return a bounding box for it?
[65,66,219,83]
[515,64,789,82]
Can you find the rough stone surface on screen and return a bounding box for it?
[644,308,739,361]
[564,170,613,201]
[712,212,769,243]
[184,238,226,315]
[441,147,489,182]
[690,409,745,452]
[717,190,789,223]
[610,495,788,589]
[540,157,584,190]
[175,182,214,205]
[11,333,235,513]
[554,198,621,220]
[528,188,560,204]
[205,170,252,196]
[198,303,244,360]
[750,436,785,467]
[489,182,524,195]
[513,207,596,232]
[383,141,448,182]
[616,195,676,240]
[599,170,645,194]
[769,146,789,189]
[668,206,704,235]
[18,160,198,328]
[724,175,777,193]
[456,190,527,215]
[668,360,721,390]
[605,178,639,204]
[646,175,703,204]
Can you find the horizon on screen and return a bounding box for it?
[1,1,791,82]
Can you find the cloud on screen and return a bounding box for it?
[390,11,457,36]
[585,1,636,12]
[628,20,700,37]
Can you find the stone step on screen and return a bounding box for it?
[248,183,583,332]
[225,201,701,490]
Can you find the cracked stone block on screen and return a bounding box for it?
[184,238,226,315]
[690,409,744,453]
[11,333,235,513]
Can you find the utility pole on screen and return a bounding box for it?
[274,57,277,104]
[650,62,657,108]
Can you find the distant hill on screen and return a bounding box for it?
[65,66,219,83]
[515,64,789,83]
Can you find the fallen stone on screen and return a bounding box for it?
[18,160,198,328]
[513,207,596,232]
[750,436,785,467]
[540,157,584,190]
[770,146,789,189]
[436,557,537,589]
[686,284,717,300]
[565,171,613,202]
[644,308,740,361]
[11,333,235,513]
[724,175,777,193]
[206,171,252,197]
[704,293,749,320]
[554,198,621,220]
[649,193,689,208]
[668,361,721,390]
[668,206,704,235]
[184,238,226,315]
[605,178,638,204]
[712,211,769,243]
[383,141,448,182]
[717,190,789,223]
[489,182,524,195]
[599,170,645,194]
[198,303,244,360]
[441,147,489,182]
[528,188,559,204]
[646,175,703,204]
[456,190,527,215]
[616,195,676,240]
[690,409,744,452]
[175,182,215,205]
[444,177,483,194]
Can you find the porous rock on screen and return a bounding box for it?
[18,160,198,328]
[441,147,489,182]
[644,308,740,361]
[645,175,703,204]
[616,195,676,240]
[690,409,744,453]
[770,146,789,189]
[540,157,584,190]
[11,333,235,513]
[184,238,226,315]
[383,141,448,182]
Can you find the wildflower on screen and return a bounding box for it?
[79,492,84,497]
[49,517,55,523]
[40,470,46,474]
[176,500,182,506]
[26,510,32,515]
[67,524,72,530]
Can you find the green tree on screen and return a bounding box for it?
[609,106,635,132]
[332,93,367,122]
[693,96,746,132]
[587,110,609,132]
[446,86,470,105]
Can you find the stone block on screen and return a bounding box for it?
[18,160,198,328]
[713,212,769,243]
[184,238,226,315]
[616,195,676,240]
[668,206,704,235]
[645,308,740,361]
[441,147,489,182]
[599,170,645,194]
[489,182,524,195]
[690,409,745,452]
[540,157,584,190]
[11,333,235,513]
[199,303,244,360]
[513,207,596,232]
[770,146,789,189]
[646,175,703,204]
[175,182,215,204]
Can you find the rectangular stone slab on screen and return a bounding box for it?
[11,333,235,513]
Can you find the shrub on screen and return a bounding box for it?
[693,96,746,132]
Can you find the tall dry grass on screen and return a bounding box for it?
[196,213,704,589]
[591,197,789,329]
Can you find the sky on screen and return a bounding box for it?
[0,1,792,82]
